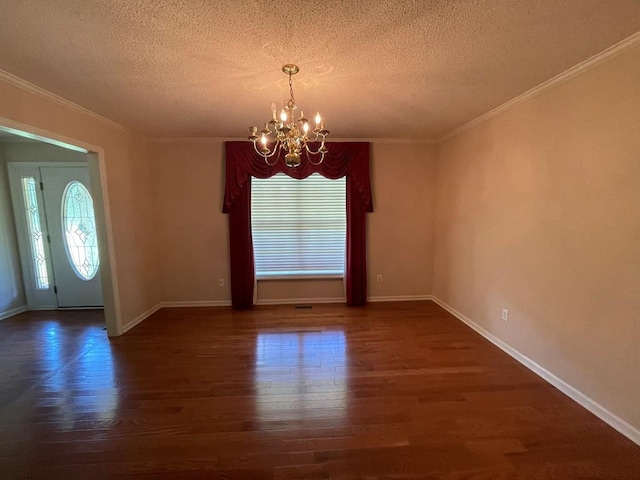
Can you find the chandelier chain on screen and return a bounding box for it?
[289,72,296,106]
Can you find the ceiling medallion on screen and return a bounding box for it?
[248,64,329,167]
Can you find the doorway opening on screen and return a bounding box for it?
[0,124,118,336]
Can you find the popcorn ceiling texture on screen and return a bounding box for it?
[0,0,639,139]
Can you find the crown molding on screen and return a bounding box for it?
[0,69,132,133]
[331,137,439,144]
[439,31,640,142]
[146,136,439,144]
[146,136,241,143]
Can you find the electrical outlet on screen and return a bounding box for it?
[501,308,509,321]
[218,278,225,287]
[376,274,383,283]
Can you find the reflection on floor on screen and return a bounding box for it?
[255,331,346,421]
[38,321,118,428]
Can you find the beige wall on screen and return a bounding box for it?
[369,143,436,298]
[149,140,437,304]
[0,78,160,333]
[433,45,640,429]
[149,140,229,303]
[0,146,26,317]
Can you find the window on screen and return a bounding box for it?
[251,173,346,278]
[21,177,50,290]
[61,181,100,281]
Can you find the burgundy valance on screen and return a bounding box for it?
[223,141,372,309]
[223,142,372,213]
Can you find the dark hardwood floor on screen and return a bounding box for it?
[0,302,638,479]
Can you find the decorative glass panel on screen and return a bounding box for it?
[61,181,100,281]
[21,177,50,290]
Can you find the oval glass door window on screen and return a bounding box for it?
[61,181,100,280]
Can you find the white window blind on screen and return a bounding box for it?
[251,173,346,278]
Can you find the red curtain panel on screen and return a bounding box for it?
[223,142,372,309]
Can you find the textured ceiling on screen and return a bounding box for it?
[0,1,639,140]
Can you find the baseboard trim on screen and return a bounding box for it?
[0,305,27,321]
[120,301,231,334]
[25,305,58,311]
[121,303,162,334]
[255,295,434,305]
[118,296,434,330]
[368,295,433,302]
[430,296,640,446]
[160,300,232,308]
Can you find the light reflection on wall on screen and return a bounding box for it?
[255,330,347,422]
[39,323,118,430]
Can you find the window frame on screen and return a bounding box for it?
[251,172,347,280]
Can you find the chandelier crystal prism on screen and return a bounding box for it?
[248,64,329,167]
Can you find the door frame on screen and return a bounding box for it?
[0,117,120,336]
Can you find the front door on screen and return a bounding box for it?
[8,163,103,309]
[40,167,103,307]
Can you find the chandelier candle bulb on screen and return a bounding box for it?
[249,126,258,141]
[248,64,330,167]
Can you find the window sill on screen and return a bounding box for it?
[256,274,344,281]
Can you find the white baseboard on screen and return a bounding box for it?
[368,295,433,302]
[120,301,231,334]
[160,300,232,308]
[121,303,162,334]
[57,306,104,310]
[157,296,434,310]
[430,296,640,446]
[0,305,27,321]
[255,295,434,305]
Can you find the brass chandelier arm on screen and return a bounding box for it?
[251,139,281,166]
[305,149,325,166]
[304,141,328,165]
[304,141,327,155]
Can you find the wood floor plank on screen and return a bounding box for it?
[0,302,638,478]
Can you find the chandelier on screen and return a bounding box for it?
[248,64,330,167]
